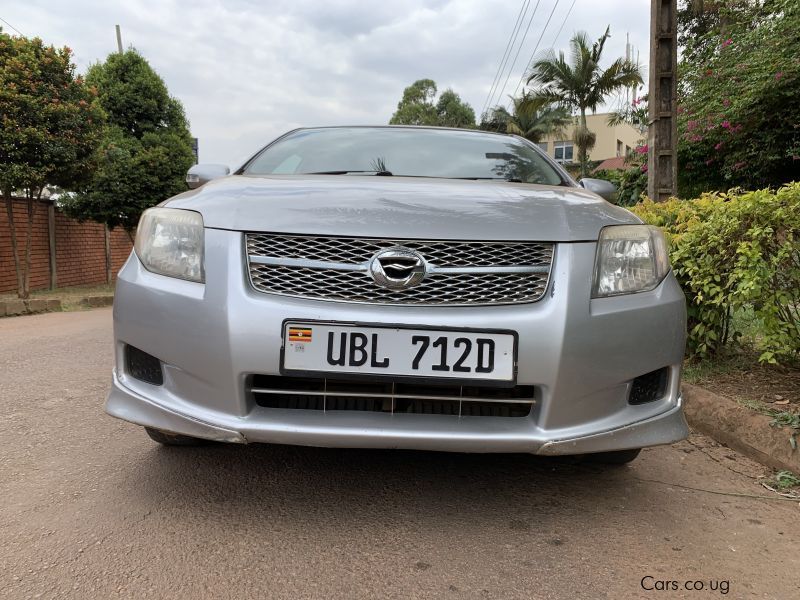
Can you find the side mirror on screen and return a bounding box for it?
[578,178,618,203]
[186,164,230,189]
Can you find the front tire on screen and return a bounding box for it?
[144,427,206,446]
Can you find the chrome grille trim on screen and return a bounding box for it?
[248,254,549,275]
[246,233,554,306]
[249,375,536,418]
[250,388,536,405]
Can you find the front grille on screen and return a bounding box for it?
[250,265,547,305]
[249,375,535,418]
[247,235,553,268]
[246,233,554,305]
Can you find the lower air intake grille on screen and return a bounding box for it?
[126,345,163,386]
[249,375,535,418]
[629,367,669,404]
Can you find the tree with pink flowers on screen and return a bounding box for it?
[677,0,799,196]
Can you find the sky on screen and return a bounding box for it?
[2,0,651,166]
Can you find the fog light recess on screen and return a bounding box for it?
[629,367,668,405]
[126,345,164,385]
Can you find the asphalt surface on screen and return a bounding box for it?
[1,308,799,599]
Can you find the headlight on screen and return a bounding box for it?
[592,225,669,297]
[134,208,205,283]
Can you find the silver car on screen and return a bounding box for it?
[107,126,687,464]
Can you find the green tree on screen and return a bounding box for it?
[526,27,643,178]
[677,1,767,65]
[0,31,104,298]
[390,79,476,128]
[61,50,195,235]
[676,0,798,195]
[389,79,438,125]
[435,89,476,128]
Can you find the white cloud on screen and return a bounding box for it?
[3,0,650,165]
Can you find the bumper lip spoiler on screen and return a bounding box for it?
[536,396,687,455]
[106,371,688,454]
[106,370,246,444]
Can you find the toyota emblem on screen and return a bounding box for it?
[368,247,427,290]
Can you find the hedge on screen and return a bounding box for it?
[631,183,800,365]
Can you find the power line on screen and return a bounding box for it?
[506,0,561,108]
[481,0,528,115]
[482,0,531,115]
[493,0,542,109]
[0,16,25,36]
[480,0,529,116]
[549,0,576,49]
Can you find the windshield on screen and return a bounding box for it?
[243,127,566,186]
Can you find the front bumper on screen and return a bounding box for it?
[106,229,689,454]
[107,371,687,453]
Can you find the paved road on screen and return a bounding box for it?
[1,309,799,599]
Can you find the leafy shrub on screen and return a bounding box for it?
[631,183,800,364]
[591,169,622,187]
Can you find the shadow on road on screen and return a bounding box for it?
[116,442,662,532]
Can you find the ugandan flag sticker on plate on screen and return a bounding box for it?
[288,327,313,343]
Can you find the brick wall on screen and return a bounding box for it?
[0,197,133,294]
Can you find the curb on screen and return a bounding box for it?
[682,383,799,474]
[79,295,115,308]
[0,295,113,317]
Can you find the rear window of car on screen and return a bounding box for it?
[243,127,565,186]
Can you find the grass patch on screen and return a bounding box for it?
[728,393,798,437]
[770,470,800,491]
[736,396,770,413]
[682,350,755,385]
[731,398,800,450]
[0,283,114,311]
[769,412,800,451]
[31,283,114,299]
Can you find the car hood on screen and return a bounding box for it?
[164,174,640,241]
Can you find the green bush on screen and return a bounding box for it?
[592,146,649,206]
[631,183,800,364]
[591,169,622,188]
[614,165,648,207]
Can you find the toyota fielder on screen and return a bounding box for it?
[106,125,688,464]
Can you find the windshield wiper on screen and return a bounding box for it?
[306,172,526,182]
[452,176,524,183]
[307,170,393,176]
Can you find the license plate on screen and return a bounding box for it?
[282,322,516,382]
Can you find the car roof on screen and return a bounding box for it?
[289,125,514,138]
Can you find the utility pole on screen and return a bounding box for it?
[647,0,678,201]
[115,24,123,54]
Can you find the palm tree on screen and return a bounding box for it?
[478,105,513,134]
[607,94,649,136]
[526,27,644,177]
[507,94,571,143]
[479,95,570,143]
